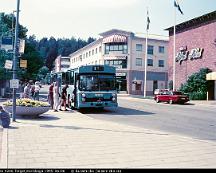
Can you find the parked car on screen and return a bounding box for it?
[154,90,189,104]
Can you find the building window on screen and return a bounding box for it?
[159,46,165,53]
[136,58,142,66]
[148,45,154,55]
[147,59,153,66]
[95,48,98,54]
[136,44,143,51]
[86,52,88,58]
[92,49,94,55]
[104,43,128,54]
[99,46,102,52]
[89,51,91,56]
[158,60,164,67]
[104,59,127,69]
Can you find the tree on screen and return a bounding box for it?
[179,68,212,100]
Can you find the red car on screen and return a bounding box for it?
[154,90,189,104]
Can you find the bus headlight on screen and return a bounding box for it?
[112,97,116,102]
[82,93,86,98]
[112,93,116,98]
[81,97,86,102]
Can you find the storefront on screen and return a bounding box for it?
[166,10,216,99]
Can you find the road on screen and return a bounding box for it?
[79,96,216,142]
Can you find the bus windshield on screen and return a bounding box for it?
[79,74,115,91]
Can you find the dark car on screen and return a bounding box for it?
[154,90,189,104]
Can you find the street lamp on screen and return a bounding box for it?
[12,0,20,122]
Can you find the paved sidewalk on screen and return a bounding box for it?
[0,109,216,168]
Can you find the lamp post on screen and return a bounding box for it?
[12,0,20,122]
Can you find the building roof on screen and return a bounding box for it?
[99,29,134,37]
[165,10,216,35]
[69,38,102,57]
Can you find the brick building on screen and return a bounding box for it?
[166,10,216,100]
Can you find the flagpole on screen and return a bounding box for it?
[144,7,148,98]
[173,3,176,91]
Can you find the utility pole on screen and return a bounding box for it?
[12,0,20,122]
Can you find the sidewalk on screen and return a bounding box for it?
[1,109,216,168]
[118,94,216,106]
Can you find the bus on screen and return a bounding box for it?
[51,65,118,109]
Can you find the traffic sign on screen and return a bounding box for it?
[10,79,19,89]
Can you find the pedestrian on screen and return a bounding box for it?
[0,106,10,128]
[48,83,54,109]
[59,84,69,111]
[34,81,41,101]
[30,85,35,99]
[23,83,31,98]
[53,81,61,112]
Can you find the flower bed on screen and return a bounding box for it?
[2,99,50,117]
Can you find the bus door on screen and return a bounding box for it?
[72,73,79,109]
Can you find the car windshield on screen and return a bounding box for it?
[172,91,183,95]
[79,74,116,91]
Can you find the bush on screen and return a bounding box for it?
[179,68,211,100]
[3,98,50,107]
[188,91,206,100]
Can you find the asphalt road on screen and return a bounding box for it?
[79,96,216,142]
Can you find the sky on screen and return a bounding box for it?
[0,0,215,40]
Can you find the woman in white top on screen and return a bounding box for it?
[34,81,41,101]
[53,81,60,112]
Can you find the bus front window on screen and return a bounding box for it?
[79,74,115,91]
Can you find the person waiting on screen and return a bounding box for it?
[0,106,10,128]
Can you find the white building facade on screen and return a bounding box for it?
[69,29,169,96]
[55,55,71,72]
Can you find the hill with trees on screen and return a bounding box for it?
[0,12,95,83]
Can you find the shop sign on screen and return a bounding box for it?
[176,47,203,64]
[116,72,126,77]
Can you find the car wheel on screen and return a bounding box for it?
[156,97,160,103]
[169,99,173,104]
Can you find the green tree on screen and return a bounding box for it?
[19,42,43,82]
[179,68,212,100]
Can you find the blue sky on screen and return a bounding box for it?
[0,0,215,40]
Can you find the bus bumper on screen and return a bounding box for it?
[78,102,118,108]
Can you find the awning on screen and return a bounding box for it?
[206,72,216,80]
[102,34,127,43]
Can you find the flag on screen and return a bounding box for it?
[174,0,183,15]
[147,9,150,30]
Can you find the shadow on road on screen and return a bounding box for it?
[79,106,155,116]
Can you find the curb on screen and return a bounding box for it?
[0,128,8,168]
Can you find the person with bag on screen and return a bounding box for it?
[53,82,61,112]
[48,83,54,109]
[59,84,69,111]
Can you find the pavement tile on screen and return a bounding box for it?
[0,109,216,168]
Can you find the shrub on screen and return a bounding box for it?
[3,98,50,107]
[179,68,211,100]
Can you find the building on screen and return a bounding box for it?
[166,10,216,100]
[69,29,169,96]
[54,55,70,72]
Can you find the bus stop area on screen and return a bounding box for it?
[1,107,216,168]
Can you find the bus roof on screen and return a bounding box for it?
[69,65,116,74]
